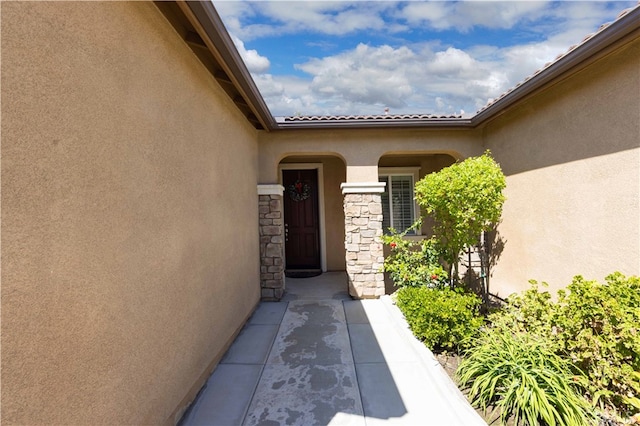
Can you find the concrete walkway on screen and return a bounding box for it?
[181,272,486,426]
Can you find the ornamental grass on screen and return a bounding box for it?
[456,331,595,426]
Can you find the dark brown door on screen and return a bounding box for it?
[283,169,321,270]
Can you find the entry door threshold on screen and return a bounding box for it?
[285,269,322,278]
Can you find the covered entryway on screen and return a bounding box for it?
[279,156,347,278]
[256,156,347,300]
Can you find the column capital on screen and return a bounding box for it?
[257,184,285,196]
[340,182,386,194]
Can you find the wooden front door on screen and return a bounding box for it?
[283,169,321,270]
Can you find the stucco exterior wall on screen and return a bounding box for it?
[484,36,640,296]
[258,128,481,183]
[2,2,260,425]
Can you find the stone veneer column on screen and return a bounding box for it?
[257,184,285,300]
[341,182,387,299]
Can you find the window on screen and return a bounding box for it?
[379,168,421,235]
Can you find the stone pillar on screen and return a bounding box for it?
[341,182,386,299]
[257,185,285,300]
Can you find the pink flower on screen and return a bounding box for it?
[431,274,438,280]
[390,242,397,249]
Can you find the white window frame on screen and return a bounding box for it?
[379,167,421,236]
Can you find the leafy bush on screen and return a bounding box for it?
[381,232,448,288]
[486,273,640,417]
[487,281,560,348]
[457,330,595,426]
[395,286,483,352]
[414,151,506,281]
[554,273,640,414]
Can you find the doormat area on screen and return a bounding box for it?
[285,269,322,278]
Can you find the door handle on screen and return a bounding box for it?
[284,223,289,242]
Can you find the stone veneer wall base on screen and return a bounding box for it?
[342,183,386,299]
[258,185,285,300]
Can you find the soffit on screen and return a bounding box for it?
[154,1,276,130]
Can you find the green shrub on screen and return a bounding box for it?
[488,281,560,349]
[457,330,595,426]
[487,273,640,417]
[395,286,483,352]
[414,151,506,282]
[554,273,640,414]
[382,233,448,288]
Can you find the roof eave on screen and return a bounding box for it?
[274,118,474,130]
[180,1,277,131]
[181,2,639,132]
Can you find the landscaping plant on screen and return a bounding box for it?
[414,151,505,284]
[553,273,640,416]
[381,230,448,288]
[457,330,595,426]
[394,285,483,352]
[478,273,640,420]
[487,280,559,348]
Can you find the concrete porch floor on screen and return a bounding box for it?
[180,272,486,426]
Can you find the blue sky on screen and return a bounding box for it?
[213,1,636,117]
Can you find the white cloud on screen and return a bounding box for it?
[295,44,415,108]
[214,1,636,117]
[426,47,477,77]
[256,42,507,116]
[397,1,551,32]
[231,36,271,73]
[252,74,284,98]
[252,74,324,115]
[216,1,403,40]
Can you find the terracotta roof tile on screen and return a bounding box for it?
[282,113,462,122]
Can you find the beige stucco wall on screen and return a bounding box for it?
[2,2,260,425]
[258,128,480,183]
[484,36,640,296]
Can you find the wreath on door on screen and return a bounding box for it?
[287,180,311,202]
